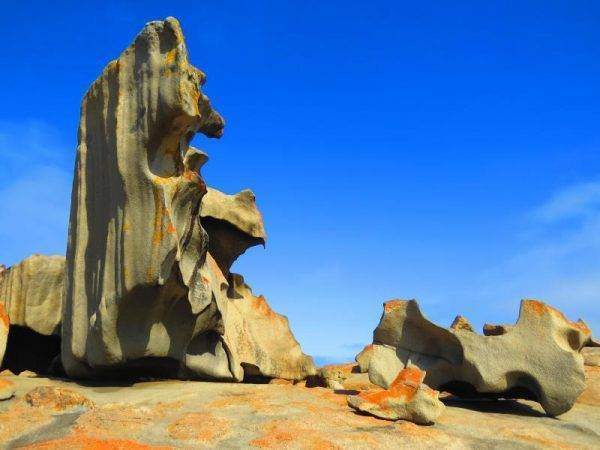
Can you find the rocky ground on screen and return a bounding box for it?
[0,366,598,449]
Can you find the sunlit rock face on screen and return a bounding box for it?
[0,255,64,336]
[365,299,590,416]
[62,17,314,381]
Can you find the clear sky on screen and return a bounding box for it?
[2,1,599,364]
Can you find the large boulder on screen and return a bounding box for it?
[62,17,313,381]
[366,299,590,416]
[0,255,64,336]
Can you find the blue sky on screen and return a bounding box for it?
[2,1,600,363]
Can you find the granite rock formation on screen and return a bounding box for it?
[347,366,445,424]
[366,299,590,416]
[0,255,64,336]
[61,17,313,381]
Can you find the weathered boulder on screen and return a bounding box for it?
[450,315,474,332]
[201,188,266,279]
[366,299,590,416]
[0,255,64,336]
[348,366,445,424]
[62,17,313,382]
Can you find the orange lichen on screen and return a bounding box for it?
[25,386,94,411]
[0,303,9,329]
[21,433,167,450]
[383,299,405,313]
[356,367,432,406]
[250,419,339,449]
[523,300,592,335]
[167,412,230,442]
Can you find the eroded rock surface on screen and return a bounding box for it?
[62,17,313,382]
[201,188,266,278]
[348,366,445,424]
[450,315,474,332]
[0,255,64,336]
[367,299,590,416]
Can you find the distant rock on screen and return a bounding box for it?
[482,323,513,336]
[450,315,474,332]
[366,299,590,416]
[0,254,64,336]
[347,366,445,424]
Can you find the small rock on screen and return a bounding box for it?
[0,378,16,400]
[347,366,445,424]
[25,386,94,411]
[450,315,474,332]
[0,369,15,376]
[482,323,513,336]
[583,347,600,367]
[18,370,39,378]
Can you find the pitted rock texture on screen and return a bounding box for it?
[367,299,590,416]
[0,370,598,448]
[0,255,64,336]
[201,187,266,278]
[348,366,445,424]
[62,17,313,382]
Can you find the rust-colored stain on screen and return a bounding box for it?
[356,366,435,407]
[25,386,94,411]
[21,433,168,450]
[0,303,9,329]
[167,412,230,442]
[250,418,340,449]
[383,299,404,313]
[523,300,591,335]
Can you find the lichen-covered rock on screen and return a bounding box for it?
[201,188,266,278]
[367,299,590,416]
[25,386,94,411]
[348,366,445,424]
[0,255,64,336]
[450,315,474,332]
[62,17,313,382]
[208,269,315,381]
[62,17,226,379]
